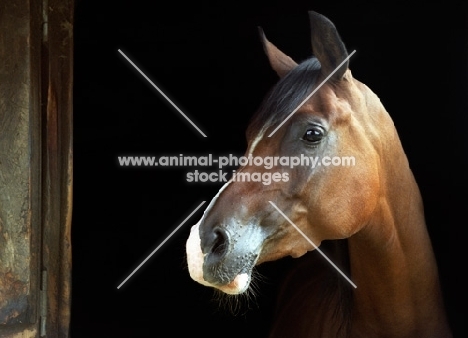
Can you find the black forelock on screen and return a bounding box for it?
[247,56,321,139]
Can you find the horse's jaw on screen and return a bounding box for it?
[186,221,251,295]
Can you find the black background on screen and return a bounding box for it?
[72,1,467,337]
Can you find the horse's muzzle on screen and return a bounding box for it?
[186,220,260,294]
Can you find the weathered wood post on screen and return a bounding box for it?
[0,1,73,337]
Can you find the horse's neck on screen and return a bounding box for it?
[348,137,451,337]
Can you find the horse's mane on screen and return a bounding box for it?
[246,57,321,139]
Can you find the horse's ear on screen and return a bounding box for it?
[258,27,298,78]
[309,11,348,80]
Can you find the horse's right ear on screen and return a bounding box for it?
[309,11,348,80]
[258,27,298,78]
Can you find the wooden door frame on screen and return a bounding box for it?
[0,1,73,337]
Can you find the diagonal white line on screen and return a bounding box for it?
[118,49,207,137]
[268,201,357,288]
[268,50,356,137]
[117,201,207,289]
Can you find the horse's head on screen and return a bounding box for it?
[186,12,388,295]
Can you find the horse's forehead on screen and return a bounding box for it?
[299,85,351,122]
[247,82,357,150]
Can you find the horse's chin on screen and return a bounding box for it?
[186,222,252,295]
[291,249,309,258]
[215,273,250,295]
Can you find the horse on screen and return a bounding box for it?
[186,11,452,337]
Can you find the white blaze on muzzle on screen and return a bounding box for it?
[186,220,250,295]
[186,220,211,287]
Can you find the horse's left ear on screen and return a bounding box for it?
[258,27,298,78]
[309,11,348,80]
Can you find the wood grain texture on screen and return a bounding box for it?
[41,0,74,336]
[0,0,73,336]
[0,0,35,326]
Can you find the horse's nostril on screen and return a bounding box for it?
[210,228,229,258]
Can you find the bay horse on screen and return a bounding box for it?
[186,11,452,337]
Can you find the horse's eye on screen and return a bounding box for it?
[302,128,324,143]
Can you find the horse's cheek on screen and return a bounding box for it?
[313,166,379,238]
